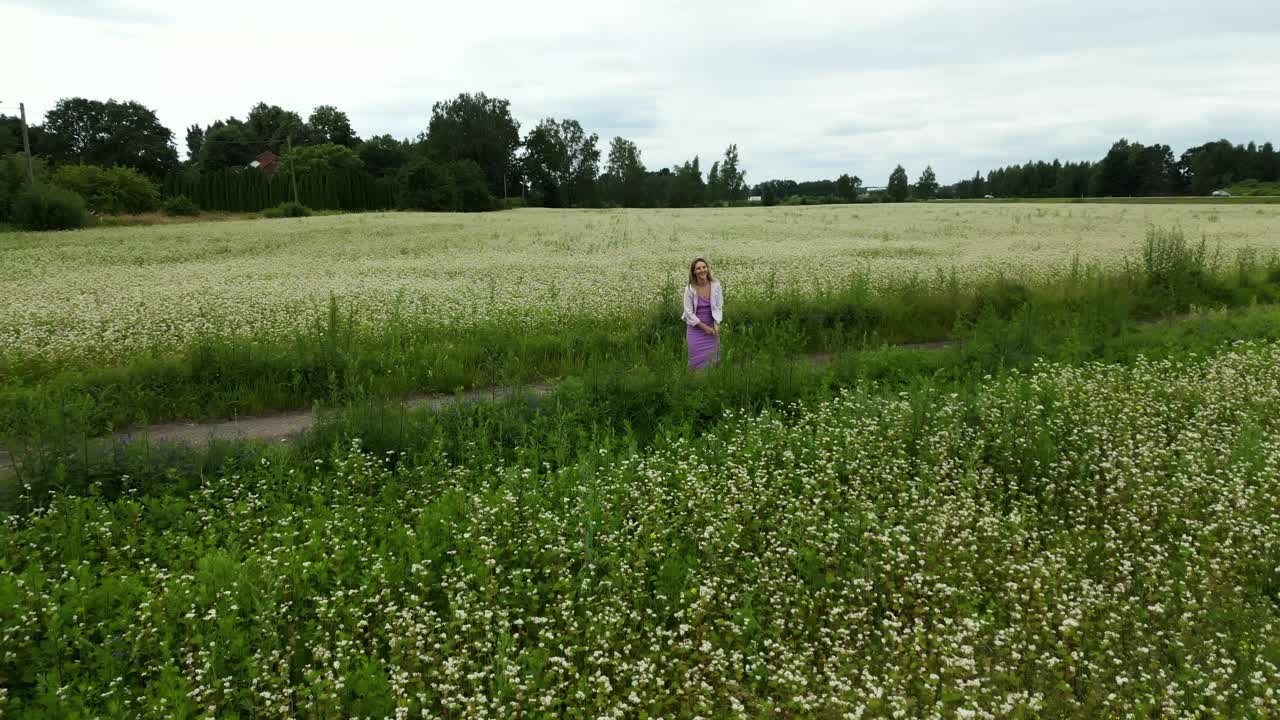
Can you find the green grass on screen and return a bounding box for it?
[11,280,1280,513]
[1226,179,1280,197]
[6,224,1280,716]
[4,226,1279,450]
[3,332,1279,716]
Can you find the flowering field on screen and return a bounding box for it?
[5,206,1280,717]
[4,341,1279,717]
[2,204,1278,361]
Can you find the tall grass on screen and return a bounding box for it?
[11,297,1280,513]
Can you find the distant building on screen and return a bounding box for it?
[248,151,280,176]
[748,195,763,204]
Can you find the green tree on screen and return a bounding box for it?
[1093,139,1139,196]
[0,153,47,221]
[644,168,674,208]
[450,159,493,211]
[914,165,938,200]
[246,102,305,152]
[283,143,365,176]
[197,119,257,171]
[670,156,705,207]
[523,118,600,208]
[43,98,178,178]
[1133,143,1178,195]
[604,136,646,207]
[718,144,746,201]
[359,135,411,178]
[1261,142,1280,182]
[1180,139,1242,194]
[185,124,204,162]
[886,165,909,202]
[834,173,862,201]
[424,92,521,198]
[0,115,52,157]
[706,161,722,205]
[306,105,359,147]
[398,155,455,211]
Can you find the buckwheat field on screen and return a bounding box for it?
[2,204,1277,361]
[3,203,1280,718]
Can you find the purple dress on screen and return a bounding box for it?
[687,293,719,369]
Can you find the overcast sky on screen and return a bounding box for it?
[5,0,1279,185]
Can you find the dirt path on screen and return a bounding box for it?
[111,382,558,447]
[2,337,978,471]
[0,383,556,471]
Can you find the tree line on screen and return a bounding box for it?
[0,94,753,214]
[938,138,1280,200]
[3,94,1278,221]
[752,137,1279,205]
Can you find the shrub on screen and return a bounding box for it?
[262,201,313,218]
[162,195,201,216]
[50,164,160,214]
[501,195,527,209]
[1140,226,1213,295]
[0,153,47,222]
[11,184,88,230]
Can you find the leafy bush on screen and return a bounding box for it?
[50,164,160,214]
[1140,226,1213,295]
[11,184,88,230]
[262,201,313,218]
[1226,179,1280,197]
[161,195,201,216]
[0,153,46,222]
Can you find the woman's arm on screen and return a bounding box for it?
[681,286,700,327]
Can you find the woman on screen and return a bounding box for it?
[682,256,723,370]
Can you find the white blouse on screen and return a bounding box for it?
[682,281,724,326]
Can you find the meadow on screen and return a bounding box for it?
[4,203,1280,440]
[3,204,1279,361]
[4,203,1280,717]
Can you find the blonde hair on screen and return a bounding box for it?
[688,257,714,286]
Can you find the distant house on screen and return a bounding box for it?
[1211,190,1232,197]
[248,151,280,176]
[748,195,763,204]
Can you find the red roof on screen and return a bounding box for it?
[252,151,279,176]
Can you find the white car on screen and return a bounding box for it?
[1211,190,1232,197]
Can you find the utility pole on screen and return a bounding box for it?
[19,102,34,186]
[286,133,299,204]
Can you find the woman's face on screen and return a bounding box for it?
[693,261,709,282]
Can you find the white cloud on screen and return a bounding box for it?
[3,0,1278,184]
